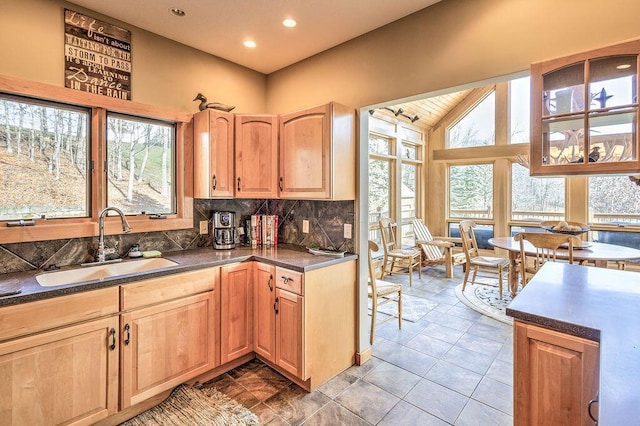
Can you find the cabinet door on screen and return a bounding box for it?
[514,321,599,425]
[279,104,331,199]
[194,109,235,198]
[120,291,217,408]
[275,288,304,379]
[234,114,278,198]
[0,316,118,426]
[221,262,254,363]
[254,262,276,362]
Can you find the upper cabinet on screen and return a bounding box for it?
[279,102,355,200]
[193,109,235,198]
[530,39,640,176]
[235,114,279,198]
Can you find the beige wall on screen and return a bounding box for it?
[266,0,640,112]
[0,0,267,114]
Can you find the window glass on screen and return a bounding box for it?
[401,142,417,160]
[588,175,640,226]
[448,91,495,148]
[400,163,418,247]
[368,158,391,226]
[509,76,530,143]
[511,163,565,221]
[0,95,90,221]
[449,164,493,218]
[369,135,392,155]
[106,114,175,215]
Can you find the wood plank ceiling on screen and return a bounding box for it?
[379,89,472,129]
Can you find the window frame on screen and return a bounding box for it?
[0,74,193,244]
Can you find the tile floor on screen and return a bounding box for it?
[206,266,514,425]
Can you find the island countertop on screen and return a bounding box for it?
[507,262,640,425]
[0,244,357,307]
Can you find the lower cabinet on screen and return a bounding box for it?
[0,316,119,426]
[221,262,254,364]
[514,321,599,425]
[119,267,218,408]
[275,287,304,378]
[254,262,276,362]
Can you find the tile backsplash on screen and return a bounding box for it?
[0,199,355,274]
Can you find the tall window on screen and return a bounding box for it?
[448,91,496,148]
[511,163,564,221]
[368,134,393,245]
[368,116,424,249]
[509,76,530,143]
[449,164,493,219]
[0,95,90,220]
[588,176,640,225]
[106,114,175,215]
[400,140,421,246]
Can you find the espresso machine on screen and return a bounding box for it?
[213,211,236,249]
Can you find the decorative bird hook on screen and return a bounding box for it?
[193,93,236,112]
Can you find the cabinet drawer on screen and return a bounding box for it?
[275,267,304,295]
[0,286,119,342]
[121,268,217,311]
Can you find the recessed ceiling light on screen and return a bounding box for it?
[169,8,186,17]
[244,40,257,48]
[283,18,297,28]
[617,64,632,70]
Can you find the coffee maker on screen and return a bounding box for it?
[213,211,236,250]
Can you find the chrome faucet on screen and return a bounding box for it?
[97,207,131,263]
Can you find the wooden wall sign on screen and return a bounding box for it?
[64,9,132,100]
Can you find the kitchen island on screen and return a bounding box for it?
[507,262,640,425]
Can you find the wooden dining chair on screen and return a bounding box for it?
[367,240,402,345]
[413,218,466,278]
[379,218,422,286]
[459,220,510,299]
[514,232,581,287]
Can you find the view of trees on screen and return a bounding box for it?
[511,164,565,220]
[106,115,174,215]
[0,97,89,220]
[449,164,493,218]
[0,96,175,222]
[589,175,640,223]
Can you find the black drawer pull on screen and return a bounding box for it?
[109,328,116,351]
[124,323,131,346]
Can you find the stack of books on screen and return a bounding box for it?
[250,215,279,247]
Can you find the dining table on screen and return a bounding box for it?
[488,236,640,297]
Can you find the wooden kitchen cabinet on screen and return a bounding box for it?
[275,287,304,378]
[0,288,120,426]
[530,38,640,176]
[120,268,218,408]
[264,262,355,390]
[254,261,276,362]
[193,109,235,198]
[221,262,254,363]
[279,102,355,200]
[514,321,599,425]
[234,114,278,198]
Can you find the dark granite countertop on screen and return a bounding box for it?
[0,244,357,307]
[506,262,640,425]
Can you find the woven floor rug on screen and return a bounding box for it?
[454,282,515,325]
[122,384,258,426]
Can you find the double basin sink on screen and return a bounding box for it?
[36,258,179,287]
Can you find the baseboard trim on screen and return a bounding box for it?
[355,347,372,365]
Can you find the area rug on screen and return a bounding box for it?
[454,282,515,325]
[372,294,436,322]
[122,384,258,426]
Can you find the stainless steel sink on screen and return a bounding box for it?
[36,258,179,287]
